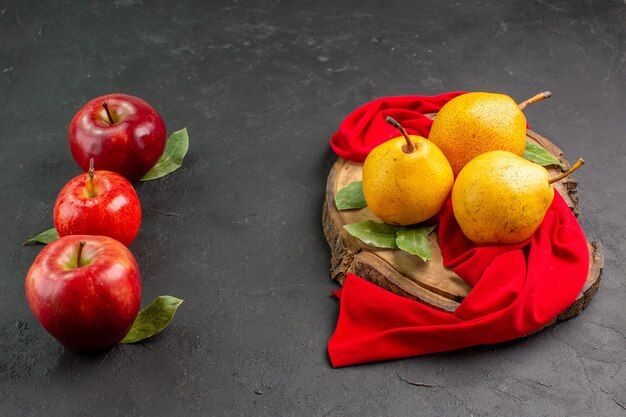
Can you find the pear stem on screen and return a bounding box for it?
[385,116,415,153]
[86,158,96,197]
[102,102,114,124]
[548,158,585,184]
[76,241,86,267]
[518,91,552,111]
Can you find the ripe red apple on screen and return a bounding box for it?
[54,165,141,246]
[25,235,141,352]
[69,93,167,182]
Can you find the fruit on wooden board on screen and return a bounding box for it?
[25,235,141,352]
[53,160,141,246]
[362,117,454,226]
[69,94,167,182]
[451,150,584,244]
[429,91,551,176]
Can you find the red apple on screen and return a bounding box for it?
[25,235,141,352]
[54,166,141,246]
[69,94,167,182]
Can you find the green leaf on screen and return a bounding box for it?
[120,296,183,344]
[140,128,189,181]
[343,220,400,249]
[23,227,59,246]
[335,181,367,210]
[523,141,563,166]
[396,225,436,262]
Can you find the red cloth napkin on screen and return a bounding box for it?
[330,92,466,162]
[327,94,590,367]
[328,193,589,367]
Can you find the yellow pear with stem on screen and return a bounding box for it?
[362,117,454,226]
[429,91,552,176]
[451,150,584,244]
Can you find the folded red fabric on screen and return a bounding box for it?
[330,92,465,162]
[328,192,589,367]
[327,93,589,367]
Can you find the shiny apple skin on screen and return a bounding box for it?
[54,170,141,246]
[69,94,167,182]
[25,235,141,353]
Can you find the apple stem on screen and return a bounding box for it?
[86,158,96,198]
[518,91,552,111]
[548,158,585,184]
[102,102,114,124]
[385,116,415,154]
[76,241,86,268]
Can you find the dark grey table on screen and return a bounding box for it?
[2,1,625,416]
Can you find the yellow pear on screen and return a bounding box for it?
[451,150,584,245]
[362,117,454,226]
[429,91,551,176]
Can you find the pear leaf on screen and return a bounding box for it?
[523,141,563,167]
[120,296,183,344]
[23,227,59,246]
[343,220,400,249]
[396,225,436,262]
[335,181,367,210]
[141,128,189,181]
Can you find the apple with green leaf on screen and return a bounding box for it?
[69,94,167,182]
[25,235,141,352]
[53,160,141,246]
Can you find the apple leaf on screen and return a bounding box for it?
[23,227,59,246]
[343,220,401,249]
[335,181,367,210]
[523,141,563,167]
[140,128,189,181]
[120,296,183,344]
[396,225,436,262]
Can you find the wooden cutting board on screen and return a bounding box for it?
[322,126,603,324]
